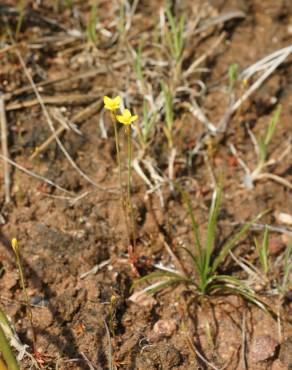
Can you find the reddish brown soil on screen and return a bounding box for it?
[0,0,291,369]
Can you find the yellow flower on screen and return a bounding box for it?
[103,96,121,111]
[11,238,19,252]
[116,109,138,125]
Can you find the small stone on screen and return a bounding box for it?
[250,335,278,363]
[149,319,177,342]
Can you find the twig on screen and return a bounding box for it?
[30,100,102,160]
[255,173,292,190]
[6,93,101,111]
[193,11,246,35]
[80,352,96,370]
[12,45,112,192]
[103,319,113,370]
[241,310,248,370]
[183,32,225,77]
[231,46,292,114]
[0,154,73,195]
[0,93,10,203]
[185,334,220,370]
[230,222,292,236]
[80,259,111,279]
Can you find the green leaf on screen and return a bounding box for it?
[212,210,268,273]
[264,105,281,147]
[204,185,222,276]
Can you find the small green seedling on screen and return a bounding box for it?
[254,226,269,277]
[228,63,239,92]
[252,105,282,178]
[161,82,174,148]
[134,41,144,89]
[134,185,267,310]
[15,0,26,38]
[138,100,157,149]
[118,1,126,35]
[165,7,185,63]
[86,3,98,44]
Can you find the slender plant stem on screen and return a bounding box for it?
[112,115,131,246]
[126,126,136,247]
[14,249,36,352]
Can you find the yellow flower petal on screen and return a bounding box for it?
[103,95,121,111]
[130,114,138,123]
[116,109,138,125]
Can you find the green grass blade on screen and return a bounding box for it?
[212,210,268,273]
[174,183,203,266]
[211,275,269,312]
[204,185,222,276]
[264,105,281,147]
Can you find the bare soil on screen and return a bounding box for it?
[0,0,291,369]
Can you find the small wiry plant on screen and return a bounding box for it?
[235,105,286,189]
[134,185,267,309]
[103,96,138,249]
[165,6,185,64]
[161,82,174,149]
[86,3,98,44]
[134,41,144,91]
[254,226,270,278]
[252,105,282,179]
[137,100,157,150]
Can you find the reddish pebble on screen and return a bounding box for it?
[250,335,278,363]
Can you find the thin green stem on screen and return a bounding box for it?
[112,114,131,246]
[13,249,36,352]
[126,126,136,247]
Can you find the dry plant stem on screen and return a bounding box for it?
[30,100,102,160]
[126,126,136,247]
[0,154,73,195]
[12,47,113,191]
[112,115,131,246]
[0,94,10,203]
[13,248,36,352]
[103,319,113,370]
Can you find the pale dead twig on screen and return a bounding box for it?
[193,11,246,35]
[183,32,226,78]
[12,46,113,192]
[185,334,221,370]
[229,142,292,190]
[241,310,248,370]
[168,147,176,185]
[0,93,10,203]
[80,259,111,279]
[255,173,292,190]
[6,93,101,111]
[231,222,292,236]
[30,100,102,159]
[229,46,292,115]
[0,154,73,195]
[103,318,113,370]
[80,352,96,370]
[3,68,106,101]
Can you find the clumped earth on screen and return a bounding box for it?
[0,0,291,369]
